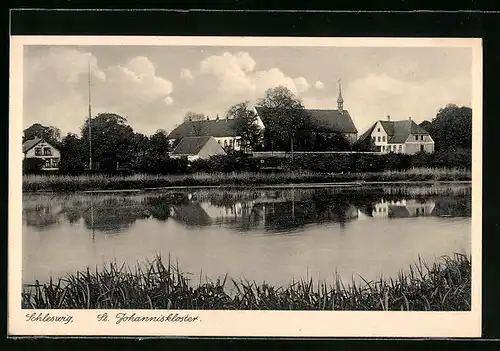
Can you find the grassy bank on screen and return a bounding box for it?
[23,167,471,192]
[22,253,471,311]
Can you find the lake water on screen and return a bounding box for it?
[22,184,471,287]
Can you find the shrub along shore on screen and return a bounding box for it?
[22,253,471,310]
[23,167,471,192]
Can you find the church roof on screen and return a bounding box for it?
[167,119,237,139]
[254,107,358,134]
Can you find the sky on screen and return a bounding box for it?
[23,44,472,137]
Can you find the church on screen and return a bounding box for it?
[167,81,358,152]
[253,81,358,145]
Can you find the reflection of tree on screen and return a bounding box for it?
[145,196,173,221]
[23,205,61,230]
[432,195,472,217]
[81,198,150,234]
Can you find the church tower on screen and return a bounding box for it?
[337,79,344,112]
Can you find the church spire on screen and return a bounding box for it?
[337,78,344,112]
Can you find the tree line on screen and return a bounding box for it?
[23,86,472,174]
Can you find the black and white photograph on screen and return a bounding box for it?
[9,36,482,337]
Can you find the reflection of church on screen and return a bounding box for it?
[371,199,436,218]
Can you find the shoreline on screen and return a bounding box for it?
[22,253,471,311]
[22,169,472,193]
[21,179,473,194]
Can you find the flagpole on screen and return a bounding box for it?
[88,60,93,171]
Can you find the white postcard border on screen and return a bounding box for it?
[9,36,483,338]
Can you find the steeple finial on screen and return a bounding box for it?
[337,78,344,111]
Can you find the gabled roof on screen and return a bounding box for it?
[254,107,358,134]
[167,119,238,139]
[22,137,42,153]
[170,136,214,156]
[358,119,430,144]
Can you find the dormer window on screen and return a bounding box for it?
[43,147,52,156]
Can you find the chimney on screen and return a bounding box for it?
[387,115,390,121]
[206,116,210,121]
[188,116,192,122]
[216,114,219,121]
[409,116,412,121]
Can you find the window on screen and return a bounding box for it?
[382,136,386,142]
[35,147,42,156]
[236,139,240,147]
[415,135,418,141]
[377,128,380,132]
[420,145,424,152]
[52,158,59,168]
[229,140,234,148]
[421,135,425,141]
[44,159,51,168]
[224,140,228,147]
[43,147,52,156]
[377,136,380,142]
[399,145,403,152]
[372,136,376,142]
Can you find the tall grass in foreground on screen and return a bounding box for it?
[22,253,471,311]
[23,167,471,192]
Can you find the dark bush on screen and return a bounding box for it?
[23,158,45,174]
[383,153,412,171]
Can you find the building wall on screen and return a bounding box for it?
[198,138,228,159]
[214,136,242,151]
[403,134,435,154]
[370,121,390,152]
[24,141,61,170]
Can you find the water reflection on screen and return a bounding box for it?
[22,185,472,234]
[22,185,472,287]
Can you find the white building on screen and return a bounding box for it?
[22,137,61,171]
[358,116,435,154]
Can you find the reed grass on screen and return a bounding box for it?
[22,253,471,311]
[23,168,471,193]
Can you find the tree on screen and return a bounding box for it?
[59,133,86,173]
[256,86,311,152]
[23,123,62,146]
[141,130,172,173]
[226,101,263,152]
[183,111,206,122]
[129,132,150,170]
[419,120,432,132]
[353,136,376,152]
[428,104,472,150]
[81,113,135,171]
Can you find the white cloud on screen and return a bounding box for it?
[294,77,310,93]
[180,68,194,81]
[344,73,471,134]
[314,80,325,90]
[197,51,312,100]
[24,48,174,135]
